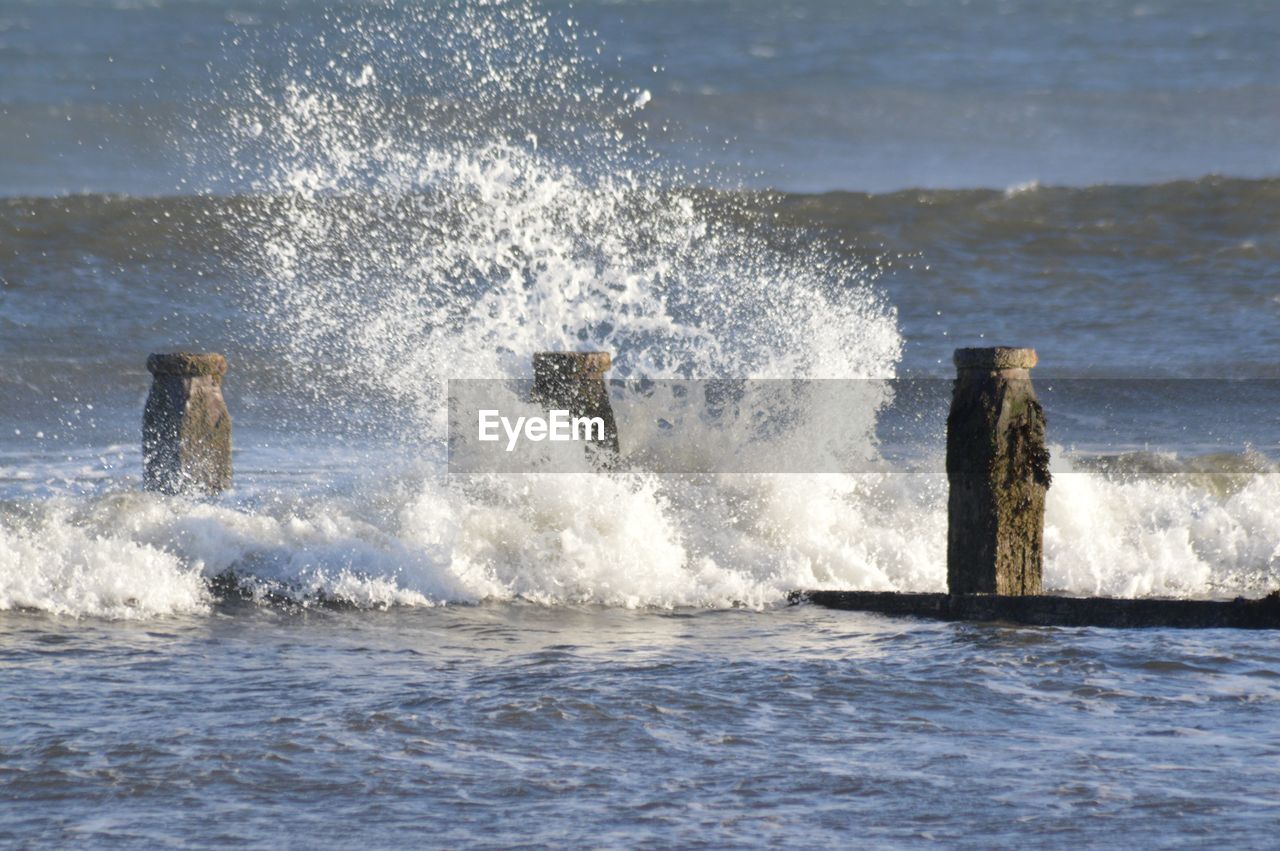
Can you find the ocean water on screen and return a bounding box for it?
[2,0,1279,845]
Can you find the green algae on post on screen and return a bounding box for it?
[946,346,1049,596]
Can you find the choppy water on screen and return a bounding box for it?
[5,606,1280,847]
[4,0,1280,194]
[2,0,1279,845]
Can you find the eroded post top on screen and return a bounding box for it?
[146,352,229,379]
[532,351,612,379]
[530,351,619,463]
[953,347,1037,372]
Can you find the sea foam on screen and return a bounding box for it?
[2,1,1276,618]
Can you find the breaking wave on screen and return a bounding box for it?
[2,1,1277,617]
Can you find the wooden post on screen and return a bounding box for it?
[531,352,620,460]
[143,352,232,494]
[946,347,1049,595]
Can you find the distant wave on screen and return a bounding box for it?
[4,174,1279,271]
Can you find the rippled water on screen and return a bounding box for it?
[4,0,1280,194]
[4,606,1280,846]
[3,1,1279,845]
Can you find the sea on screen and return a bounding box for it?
[1,0,1279,846]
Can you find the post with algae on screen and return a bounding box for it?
[802,346,1280,626]
[142,352,232,495]
[946,346,1050,596]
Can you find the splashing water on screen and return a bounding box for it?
[2,0,1277,618]
[221,2,902,410]
[213,0,910,608]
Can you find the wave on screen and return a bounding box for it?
[2,1,1276,618]
[5,172,1280,240]
[2,446,1277,619]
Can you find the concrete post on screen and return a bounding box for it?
[143,352,232,495]
[946,347,1050,595]
[531,352,620,461]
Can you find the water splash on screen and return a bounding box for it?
[219,1,902,423]
[3,1,1277,618]
[201,0,910,608]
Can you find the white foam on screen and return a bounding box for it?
[4,449,1278,618]
[0,500,208,619]
[3,2,1275,618]
[1004,179,1042,197]
[1044,451,1280,598]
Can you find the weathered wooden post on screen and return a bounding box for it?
[532,351,620,460]
[947,347,1049,595]
[143,352,232,494]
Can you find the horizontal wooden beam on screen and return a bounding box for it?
[793,590,1280,629]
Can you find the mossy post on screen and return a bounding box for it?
[143,352,232,495]
[946,347,1050,595]
[532,352,620,462]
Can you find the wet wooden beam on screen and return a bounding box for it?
[793,590,1280,629]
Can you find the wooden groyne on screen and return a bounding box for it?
[143,352,232,495]
[136,347,1276,627]
[794,590,1280,630]
[799,345,1280,629]
[531,351,620,462]
[946,347,1048,595]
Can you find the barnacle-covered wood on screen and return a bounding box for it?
[946,347,1049,595]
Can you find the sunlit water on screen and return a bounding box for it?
[4,606,1280,846]
[2,1,1279,844]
